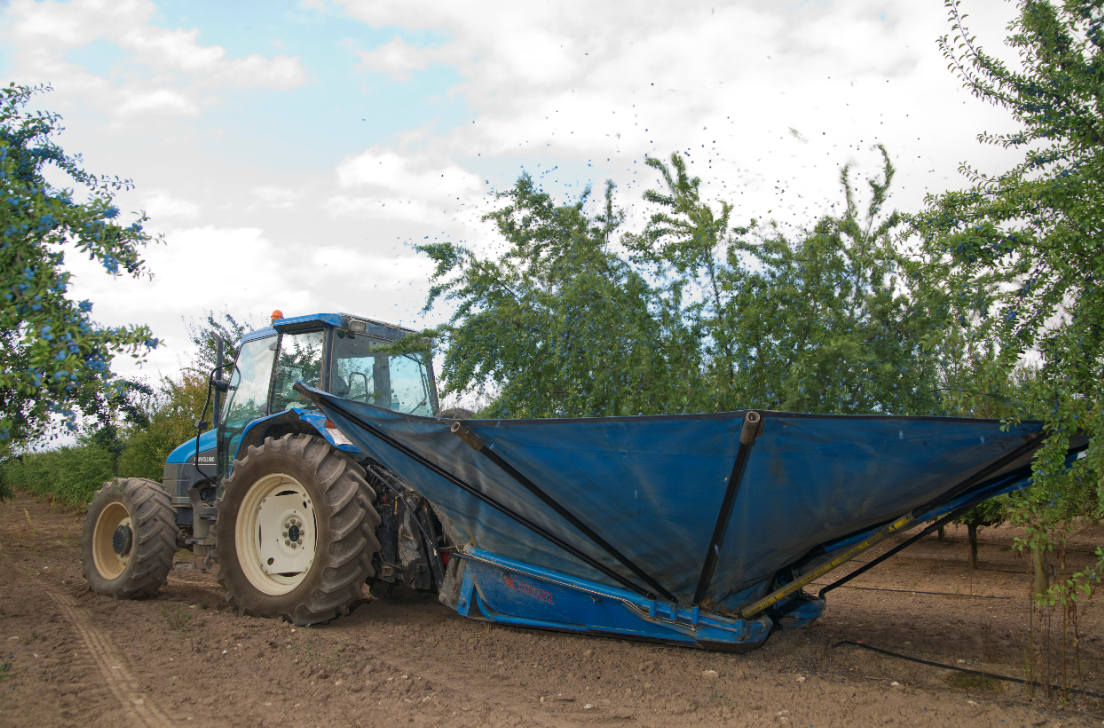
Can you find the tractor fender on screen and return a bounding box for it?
[232,409,362,469]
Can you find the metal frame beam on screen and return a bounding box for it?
[692,411,762,606]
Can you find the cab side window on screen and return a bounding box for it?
[331,334,433,416]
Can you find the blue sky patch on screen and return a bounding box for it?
[139,1,469,170]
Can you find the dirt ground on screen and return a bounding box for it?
[3,492,1104,727]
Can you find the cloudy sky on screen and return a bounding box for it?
[1,0,1025,380]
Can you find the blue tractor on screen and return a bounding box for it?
[80,312,464,625]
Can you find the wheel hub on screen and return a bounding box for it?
[112,524,133,555]
[91,504,132,579]
[256,496,314,574]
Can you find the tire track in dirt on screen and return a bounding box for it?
[48,592,175,728]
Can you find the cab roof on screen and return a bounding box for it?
[240,313,420,344]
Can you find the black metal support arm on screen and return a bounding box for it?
[212,334,224,432]
[692,411,762,607]
[449,421,677,603]
[293,383,661,600]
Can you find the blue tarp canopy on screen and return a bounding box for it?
[309,389,1048,609]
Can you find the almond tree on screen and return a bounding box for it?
[627,147,947,416]
[912,0,1104,600]
[0,83,159,459]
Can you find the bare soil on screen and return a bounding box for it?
[2,491,1104,727]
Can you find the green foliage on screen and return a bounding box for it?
[955,496,1007,531]
[628,147,945,415]
[420,176,700,418]
[160,602,193,638]
[916,0,1103,422]
[116,370,211,481]
[1,437,116,508]
[913,0,1104,599]
[422,149,951,418]
[72,377,154,461]
[110,309,257,480]
[0,83,160,456]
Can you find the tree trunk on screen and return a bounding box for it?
[937,526,945,542]
[968,523,979,571]
[1033,545,1049,598]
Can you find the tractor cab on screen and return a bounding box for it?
[216,312,437,478]
[160,312,437,528]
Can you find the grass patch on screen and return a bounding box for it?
[3,444,116,508]
[161,602,193,638]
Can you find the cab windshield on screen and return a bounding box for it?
[330,333,434,416]
[272,330,325,412]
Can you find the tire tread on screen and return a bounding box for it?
[214,433,380,626]
[79,478,177,600]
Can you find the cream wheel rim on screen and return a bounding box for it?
[236,473,317,595]
[92,502,133,580]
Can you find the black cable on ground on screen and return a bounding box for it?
[832,640,1104,699]
[810,584,1010,599]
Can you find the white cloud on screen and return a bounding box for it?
[65,226,316,374]
[335,0,1023,226]
[15,0,1034,385]
[118,88,203,118]
[327,147,485,222]
[336,147,481,196]
[142,190,200,219]
[309,245,432,290]
[355,37,460,82]
[252,186,303,210]
[212,54,308,90]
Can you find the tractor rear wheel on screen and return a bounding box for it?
[80,478,177,599]
[213,433,382,625]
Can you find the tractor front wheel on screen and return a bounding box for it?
[213,433,381,625]
[80,478,177,599]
